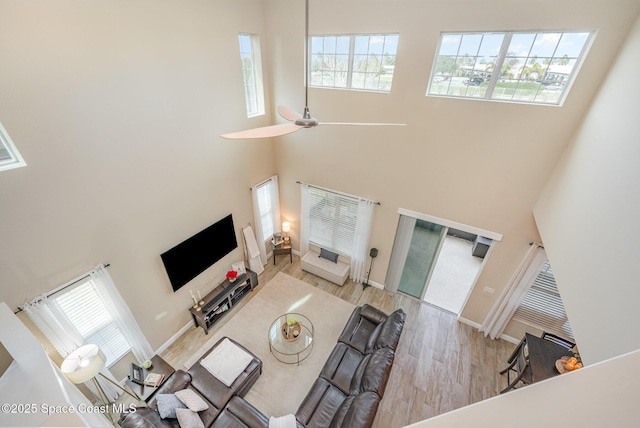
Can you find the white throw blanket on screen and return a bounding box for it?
[269,414,297,428]
[199,338,254,387]
[243,225,264,275]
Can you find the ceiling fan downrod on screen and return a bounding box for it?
[295,106,319,127]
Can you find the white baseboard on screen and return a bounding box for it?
[363,279,384,289]
[457,317,520,345]
[154,321,193,355]
[457,316,482,329]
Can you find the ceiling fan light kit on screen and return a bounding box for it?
[220,0,405,140]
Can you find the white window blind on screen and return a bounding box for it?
[256,180,274,241]
[308,187,359,256]
[55,279,130,366]
[512,261,574,339]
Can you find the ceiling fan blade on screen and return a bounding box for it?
[220,123,303,140]
[277,106,303,122]
[318,122,407,127]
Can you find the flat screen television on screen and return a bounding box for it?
[161,214,238,292]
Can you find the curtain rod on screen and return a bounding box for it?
[249,175,274,190]
[14,263,111,314]
[296,181,381,205]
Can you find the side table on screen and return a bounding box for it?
[125,355,175,402]
[272,241,292,265]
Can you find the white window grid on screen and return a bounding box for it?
[0,121,26,172]
[256,180,274,241]
[427,30,594,105]
[310,33,399,92]
[238,33,265,118]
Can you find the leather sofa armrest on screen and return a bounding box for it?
[359,304,388,325]
[147,370,192,410]
[118,407,177,428]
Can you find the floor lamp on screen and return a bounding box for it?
[61,344,138,426]
[363,248,378,290]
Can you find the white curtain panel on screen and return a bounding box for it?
[384,215,417,293]
[350,200,376,283]
[90,265,154,363]
[23,288,121,401]
[300,183,310,255]
[251,184,268,265]
[480,245,547,339]
[23,295,85,357]
[270,175,282,237]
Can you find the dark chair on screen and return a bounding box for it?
[541,332,575,350]
[499,336,533,393]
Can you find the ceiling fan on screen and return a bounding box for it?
[220,0,406,140]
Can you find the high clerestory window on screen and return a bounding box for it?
[238,33,265,118]
[0,121,26,172]
[310,33,399,92]
[427,30,595,105]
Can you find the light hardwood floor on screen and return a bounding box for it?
[159,254,515,427]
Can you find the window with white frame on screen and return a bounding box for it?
[512,260,574,340]
[256,179,275,241]
[310,33,400,92]
[238,33,265,117]
[427,30,594,105]
[0,120,26,172]
[54,278,130,366]
[308,187,359,256]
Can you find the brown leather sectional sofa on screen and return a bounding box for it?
[119,304,405,428]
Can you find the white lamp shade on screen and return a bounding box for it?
[61,344,106,384]
[282,222,291,233]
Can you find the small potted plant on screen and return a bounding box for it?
[226,270,238,283]
[283,316,301,341]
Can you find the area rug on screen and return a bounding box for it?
[183,272,356,418]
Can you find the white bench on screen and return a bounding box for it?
[300,250,350,286]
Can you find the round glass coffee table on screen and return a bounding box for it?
[268,312,314,365]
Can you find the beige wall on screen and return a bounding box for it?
[534,14,640,365]
[0,0,275,351]
[1,0,639,366]
[266,0,640,333]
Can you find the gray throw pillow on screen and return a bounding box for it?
[176,408,205,428]
[319,248,339,263]
[156,393,186,419]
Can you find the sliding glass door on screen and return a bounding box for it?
[396,220,446,299]
[385,209,502,313]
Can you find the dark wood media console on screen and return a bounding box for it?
[189,269,258,334]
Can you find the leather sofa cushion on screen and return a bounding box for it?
[337,306,385,354]
[320,342,365,394]
[328,392,380,428]
[367,309,406,353]
[350,347,394,397]
[296,378,348,428]
[188,338,262,411]
[119,407,179,428]
[211,396,269,428]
